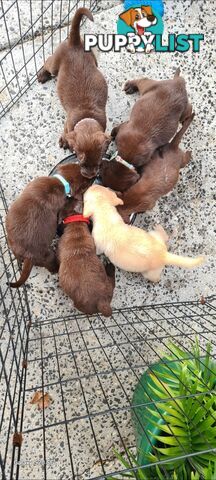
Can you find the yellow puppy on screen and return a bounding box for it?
[83,185,204,283]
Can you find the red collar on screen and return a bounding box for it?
[63,214,90,225]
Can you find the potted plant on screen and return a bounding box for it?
[109,340,216,479]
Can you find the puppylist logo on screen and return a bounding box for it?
[84,0,204,54]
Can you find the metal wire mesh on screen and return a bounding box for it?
[0,2,216,476]
[0,184,31,480]
[0,183,216,479]
[0,0,98,118]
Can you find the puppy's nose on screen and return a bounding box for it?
[147,15,155,22]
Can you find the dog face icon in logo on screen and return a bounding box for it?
[117,3,164,53]
[119,6,157,36]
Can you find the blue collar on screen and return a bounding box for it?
[53,174,72,197]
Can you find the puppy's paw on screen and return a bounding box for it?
[145,44,155,54]
[49,260,59,274]
[124,80,138,95]
[126,44,136,54]
[37,68,51,84]
[59,135,69,150]
[154,224,169,244]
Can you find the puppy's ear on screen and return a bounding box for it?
[141,6,153,16]
[101,133,112,154]
[65,131,76,148]
[114,192,124,207]
[119,9,133,26]
[116,198,124,206]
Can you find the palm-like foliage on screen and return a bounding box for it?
[109,339,216,480]
[108,455,216,480]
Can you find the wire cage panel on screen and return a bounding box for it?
[1,1,215,479]
[18,302,215,479]
[0,184,31,480]
[0,0,98,118]
[1,178,215,480]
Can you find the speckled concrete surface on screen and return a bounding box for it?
[0,1,215,478]
[1,0,215,320]
[0,0,117,48]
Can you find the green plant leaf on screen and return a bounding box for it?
[112,449,132,471]
[191,472,200,480]
[155,465,166,479]
[161,415,186,428]
[156,404,185,421]
[151,434,190,447]
[167,343,190,360]
[126,450,149,480]
[148,379,182,409]
[192,413,216,433]
[147,419,188,437]
[116,338,216,480]
[190,404,209,426]
[155,446,185,456]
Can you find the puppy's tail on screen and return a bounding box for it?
[165,253,204,269]
[69,7,94,47]
[170,112,195,148]
[9,258,33,288]
[97,300,112,317]
[174,67,181,78]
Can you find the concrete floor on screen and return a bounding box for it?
[0,1,215,479]
[1,0,215,321]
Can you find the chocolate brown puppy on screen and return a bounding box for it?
[118,114,194,222]
[100,159,140,192]
[38,8,109,179]
[112,69,192,168]
[6,164,91,288]
[57,201,115,316]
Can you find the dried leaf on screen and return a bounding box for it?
[200,295,206,305]
[30,391,43,404]
[37,393,52,410]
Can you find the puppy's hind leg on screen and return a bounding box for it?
[124,80,139,95]
[37,66,52,84]
[142,267,163,283]
[171,112,195,149]
[38,250,59,274]
[37,54,60,83]
[154,225,169,245]
[104,261,115,289]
